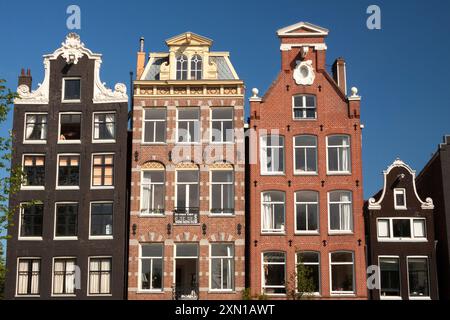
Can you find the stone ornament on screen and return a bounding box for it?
[293,60,315,86]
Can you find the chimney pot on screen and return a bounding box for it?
[18,68,32,89]
[332,58,347,95]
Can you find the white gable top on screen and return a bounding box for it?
[277,21,329,37]
[368,158,434,210]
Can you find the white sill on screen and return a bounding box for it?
[56,186,80,190]
[89,236,113,240]
[409,296,431,300]
[175,142,202,145]
[62,99,81,103]
[54,236,78,241]
[208,290,235,294]
[327,172,352,176]
[15,294,40,298]
[21,186,45,191]
[260,172,285,176]
[261,231,286,235]
[87,293,113,297]
[295,231,320,236]
[139,213,166,218]
[18,237,43,241]
[328,231,354,235]
[91,186,115,190]
[92,140,116,144]
[295,292,321,297]
[263,293,287,297]
[140,142,167,145]
[330,292,356,296]
[23,140,47,145]
[209,142,235,145]
[58,140,81,144]
[380,296,402,300]
[51,294,77,297]
[378,238,428,242]
[209,213,235,218]
[292,118,317,121]
[293,172,318,176]
[394,207,408,210]
[136,290,165,294]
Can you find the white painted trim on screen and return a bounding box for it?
[53,202,79,240]
[393,188,407,210]
[15,257,41,297]
[329,251,355,295]
[86,256,113,297]
[90,152,115,189]
[260,135,285,175]
[61,77,81,103]
[51,256,77,297]
[209,168,235,216]
[91,111,117,144]
[208,243,235,292]
[18,202,43,241]
[20,153,46,190]
[377,255,402,299]
[261,251,286,295]
[376,217,428,242]
[22,112,48,144]
[277,21,329,37]
[55,153,81,190]
[295,251,321,295]
[292,134,318,175]
[406,256,431,300]
[88,201,114,240]
[326,135,352,175]
[280,43,327,51]
[58,112,82,144]
[294,190,319,233]
[137,243,165,292]
[139,169,166,216]
[327,190,354,234]
[260,191,286,234]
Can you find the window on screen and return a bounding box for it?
[261,135,285,174]
[330,251,354,294]
[293,95,316,119]
[210,170,234,215]
[294,135,317,174]
[141,171,165,215]
[261,191,285,233]
[211,108,233,143]
[377,218,427,241]
[89,258,112,295]
[177,108,200,143]
[295,191,319,233]
[16,258,40,296]
[90,203,113,238]
[210,244,234,291]
[24,114,47,142]
[52,258,76,295]
[59,113,81,142]
[296,252,320,293]
[19,203,43,239]
[140,244,163,291]
[63,78,81,101]
[143,109,166,143]
[394,189,407,209]
[22,155,45,188]
[190,54,202,80]
[328,191,353,233]
[327,135,351,173]
[92,154,114,187]
[176,170,199,210]
[176,54,188,80]
[379,257,401,298]
[407,257,430,298]
[93,113,116,141]
[262,252,286,294]
[57,155,80,188]
[55,203,78,238]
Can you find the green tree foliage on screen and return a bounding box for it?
[0,241,5,299]
[287,258,316,300]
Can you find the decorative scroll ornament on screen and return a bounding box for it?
[60,33,85,64]
[293,60,315,86]
[15,60,50,105]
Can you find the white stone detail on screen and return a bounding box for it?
[293,60,315,86]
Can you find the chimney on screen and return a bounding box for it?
[136,37,146,80]
[332,58,347,95]
[18,68,32,89]
[445,135,450,145]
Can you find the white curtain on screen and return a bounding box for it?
[341,139,349,171]
[31,260,40,294]
[262,193,273,231]
[94,122,100,139]
[25,115,35,139]
[226,246,233,289]
[340,193,352,231]
[141,173,151,212]
[53,261,65,294]
[106,114,115,138]
[17,261,29,294]
[40,116,47,140]
[100,260,111,294]
[65,260,75,294]
[89,260,99,294]
[261,138,268,172]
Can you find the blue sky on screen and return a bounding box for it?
[1,0,449,202]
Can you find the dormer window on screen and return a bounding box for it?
[394,188,406,209]
[190,54,202,80]
[176,54,188,80]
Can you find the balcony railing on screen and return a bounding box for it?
[173,207,200,225]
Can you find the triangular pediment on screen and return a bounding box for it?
[165,32,213,47]
[277,22,329,37]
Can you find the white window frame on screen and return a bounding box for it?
[56,153,80,190]
[140,170,166,216]
[58,112,82,144]
[61,77,81,103]
[18,202,43,241]
[294,191,319,234]
[329,251,355,296]
[15,257,41,297]
[260,135,285,175]
[209,243,234,292]
[51,257,77,297]
[394,188,407,210]
[209,169,234,216]
[176,54,188,80]
[53,202,79,241]
[175,169,200,211]
[377,217,427,242]
[295,251,321,296]
[261,191,286,234]
[176,107,200,144]
[87,256,113,296]
[210,107,234,144]
[20,153,46,190]
[90,153,115,190]
[406,256,431,300]
[293,135,318,175]
[138,244,164,292]
[326,135,351,175]
[327,190,353,234]
[89,201,114,240]
[142,108,167,144]
[261,251,286,296]
[292,94,317,120]
[190,54,203,80]
[378,255,402,300]
[23,112,47,144]
[92,111,116,143]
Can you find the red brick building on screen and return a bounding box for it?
[128,32,245,300]
[248,22,367,299]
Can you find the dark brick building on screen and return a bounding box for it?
[366,159,438,300]
[416,135,450,299]
[4,33,129,299]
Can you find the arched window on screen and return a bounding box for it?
[190,54,202,80]
[176,54,188,80]
[261,191,285,233]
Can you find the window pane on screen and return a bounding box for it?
[393,219,411,238]
[212,108,233,119]
[378,219,390,238]
[211,244,233,257]
[331,264,354,292]
[408,258,429,297]
[91,203,113,236]
[297,252,319,263]
[60,114,81,141]
[178,171,198,183]
[64,79,81,100]
[176,244,198,257]
[413,220,426,238]
[331,252,353,263]
[145,109,165,120]
[21,204,43,237]
[395,190,406,207]
[55,204,78,237]
[380,258,400,297]
[142,244,163,257]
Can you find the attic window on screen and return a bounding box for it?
[190,54,202,80]
[63,78,81,102]
[176,55,188,80]
[394,189,406,209]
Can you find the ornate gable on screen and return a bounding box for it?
[277,21,329,37]
[165,32,213,47]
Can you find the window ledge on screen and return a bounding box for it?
[54,237,78,241]
[330,293,356,297]
[87,293,113,297]
[20,186,45,191]
[328,231,354,236]
[62,100,81,104]
[378,239,428,243]
[293,172,318,176]
[136,290,165,294]
[51,294,77,297]
[208,290,236,294]
[92,140,116,144]
[139,213,166,218]
[409,296,431,300]
[56,186,80,190]
[261,231,286,235]
[380,296,402,300]
[89,236,113,240]
[91,186,115,190]
[23,141,47,145]
[326,172,352,176]
[140,142,168,146]
[15,295,40,298]
[292,118,317,121]
[295,231,320,236]
[260,173,286,176]
[18,237,43,241]
[58,141,81,144]
[208,214,236,218]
